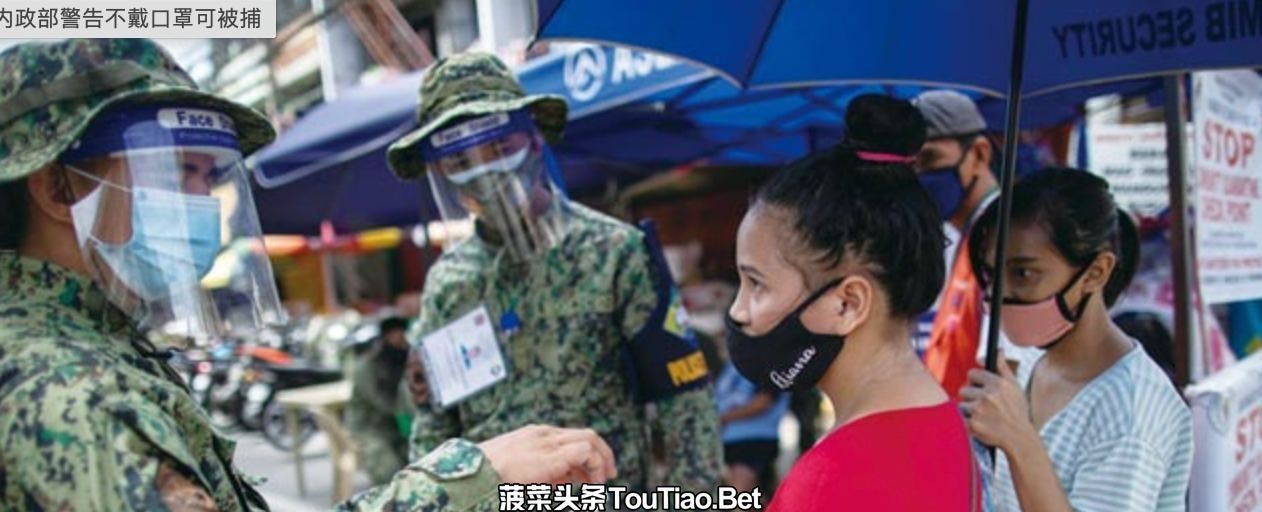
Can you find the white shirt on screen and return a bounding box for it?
[992,346,1194,511]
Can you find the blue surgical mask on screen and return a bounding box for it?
[917,166,967,220]
[70,179,222,300]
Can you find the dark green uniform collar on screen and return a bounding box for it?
[0,251,134,336]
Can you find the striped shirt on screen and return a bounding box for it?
[992,345,1193,511]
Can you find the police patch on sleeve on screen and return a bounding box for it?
[624,220,710,403]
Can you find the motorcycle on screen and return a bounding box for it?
[182,340,249,431]
[235,343,297,432]
[255,360,344,451]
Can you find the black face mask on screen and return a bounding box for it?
[725,279,846,392]
[380,341,410,363]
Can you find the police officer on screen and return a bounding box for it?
[386,52,723,495]
[0,39,613,511]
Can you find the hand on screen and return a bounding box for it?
[959,354,1035,452]
[406,348,429,406]
[479,425,618,485]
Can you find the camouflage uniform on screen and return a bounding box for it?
[0,39,504,511]
[0,253,273,511]
[402,203,724,493]
[385,52,723,497]
[336,439,500,511]
[345,344,412,485]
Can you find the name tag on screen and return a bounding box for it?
[418,304,508,409]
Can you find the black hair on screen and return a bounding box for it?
[969,167,1141,307]
[1114,311,1176,382]
[0,179,28,250]
[380,316,409,335]
[754,94,946,320]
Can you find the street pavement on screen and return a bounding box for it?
[228,431,373,511]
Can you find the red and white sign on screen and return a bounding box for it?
[1187,351,1262,511]
[1193,71,1262,305]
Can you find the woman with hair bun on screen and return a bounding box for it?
[726,94,980,511]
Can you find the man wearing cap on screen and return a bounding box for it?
[0,39,615,511]
[911,90,1007,400]
[386,52,723,495]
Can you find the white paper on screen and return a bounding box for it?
[419,305,507,409]
[1187,351,1262,511]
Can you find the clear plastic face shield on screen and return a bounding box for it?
[421,109,568,261]
[60,104,285,347]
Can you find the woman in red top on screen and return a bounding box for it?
[725,95,979,511]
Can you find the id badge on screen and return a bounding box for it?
[417,304,508,409]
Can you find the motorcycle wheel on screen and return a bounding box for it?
[205,378,244,431]
[237,381,272,431]
[260,395,317,451]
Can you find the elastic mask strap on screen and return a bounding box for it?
[55,165,82,206]
[1054,258,1098,321]
[63,163,130,195]
[789,277,845,317]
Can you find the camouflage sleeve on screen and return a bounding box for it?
[337,438,500,512]
[1,371,208,511]
[656,387,724,491]
[615,238,724,492]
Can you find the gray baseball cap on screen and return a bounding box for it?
[912,90,987,139]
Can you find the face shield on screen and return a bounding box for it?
[421,109,569,261]
[60,104,285,347]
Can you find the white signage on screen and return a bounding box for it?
[1187,351,1262,511]
[1193,70,1262,305]
[1086,122,1189,218]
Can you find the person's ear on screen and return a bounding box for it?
[972,136,993,168]
[1081,252,1117,295]
[804,276,873,337]
[25,166,75,225]
[960,137,992,182]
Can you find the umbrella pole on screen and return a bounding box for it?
[984,0,1031,374]
[1162,74,1194,388]
[983,0,1030,465]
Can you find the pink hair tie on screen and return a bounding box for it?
[855,151,915,164]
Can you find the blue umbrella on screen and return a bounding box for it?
[536,0,1262,376]
[251,43,1156,235]
[537,0,1261,95]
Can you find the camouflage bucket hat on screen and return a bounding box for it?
[0,39,276,183]
[386,52,568,179]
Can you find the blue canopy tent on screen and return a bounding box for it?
[250,44,1158,235]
